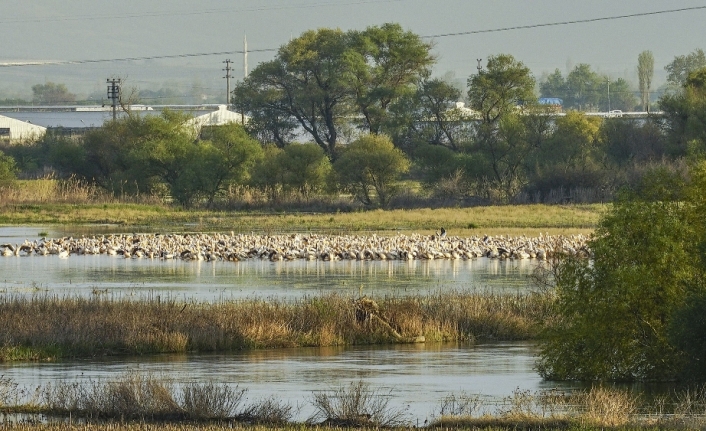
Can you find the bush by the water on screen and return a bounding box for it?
[538,163,706,381]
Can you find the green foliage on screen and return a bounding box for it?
[414,144,465,185]
[31,82,76,105]
[172,123,262,206]
[383,78,471,153]
[668,292,706,382]
[659,67,706,156]
[278,143,332,198]
[538,165,706,381]
[78,112,261,206]
[528,111,607,195]
[471,109,552,202]
[541,111,603,172]
[334,134,410,207]
[565,64,603,110]
[0,150,18,188]
[348,23,434,134]
[465,55,542,202]
[609,78,638,112]
[601,118,666,166]
[235,24,434,158]
[665,48,706,86]
[637,51,655,111]
[468,54,535,124]
[80,112,190,195]
[250,144,286,200]
[249,143,332,201]
[540,65,637,111]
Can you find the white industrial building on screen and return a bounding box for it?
[0,114,47,142]
[188,105,249,129]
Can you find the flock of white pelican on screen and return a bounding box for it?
[0,232,591,261]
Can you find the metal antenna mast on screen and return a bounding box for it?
[223,59,233,106]
[106,78,121,121]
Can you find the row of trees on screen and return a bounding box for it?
[1,110,409,208]
[2,26,706,210]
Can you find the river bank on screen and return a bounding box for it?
[0,203,602,236]
[1,377,704,430]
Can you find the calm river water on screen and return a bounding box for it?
[1,226,560,422]
[1,342,574,422]
[0,226,538,300]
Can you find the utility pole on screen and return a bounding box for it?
[223,59,233,106]
[106,78,121,121]
[477,58,483,74]
[606,78,611,113]
[243,35,249,79]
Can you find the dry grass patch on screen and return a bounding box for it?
[308,380,410,427]
[0,197,601,235]
[0,292,552,360]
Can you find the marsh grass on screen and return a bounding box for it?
[0,199,602,235]
[1,177,111,204]
[37,374,292,422]
[3,377,706,429]
[431,386,703,429]
[0,292,552,361]
[308,381,410,427]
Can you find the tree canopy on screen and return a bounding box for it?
[334,134,410,207]
[538,164,706,381]
[0,150,17,188]
[234,24,433,159]
[539,64,637,111]
[665,48,706,87]
[31,82,76,105]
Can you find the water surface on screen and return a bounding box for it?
[1,342,569,422]
[0,226,539,301]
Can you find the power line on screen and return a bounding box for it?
[423,5,706,38]
[0,48,277,68]
[1,5,704,69]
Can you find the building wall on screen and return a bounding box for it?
[0,115,47,142]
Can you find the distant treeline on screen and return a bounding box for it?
[0,26,705,209]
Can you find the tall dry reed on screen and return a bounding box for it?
[0,292,552,360]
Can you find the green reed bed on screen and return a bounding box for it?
[0,292,553,361]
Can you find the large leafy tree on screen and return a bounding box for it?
[385,78,471,153]
[665,48,706,87]
[348,23,434,134]
[539,69,566,100]
[468,54,535,124]
[277,143,333,198]
[467,54,540,201]
[565,64,603,110]
[530,111,605,194]
[236,28,353,159]
[235,24,434,159]
[609,78,637,112]
[538,166,706,381]
[191,124,263,206]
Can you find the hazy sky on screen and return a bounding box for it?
[2,0,705,100]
